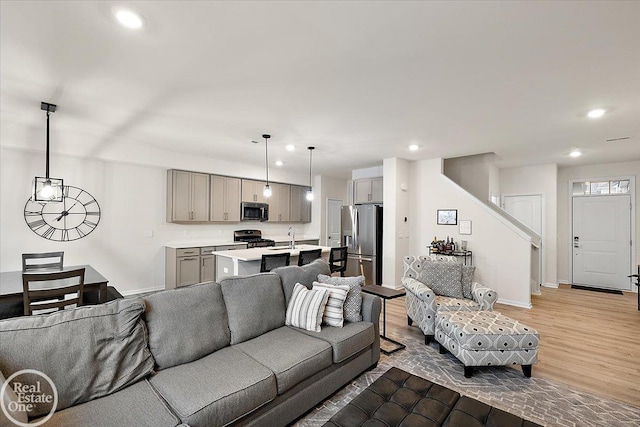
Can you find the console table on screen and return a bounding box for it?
[361,285,406,355]
[428,247,473,265]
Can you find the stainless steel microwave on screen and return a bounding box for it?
[241,202,269,221]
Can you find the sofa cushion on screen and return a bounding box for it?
[219,272,286,345]
[273,258,331,305]
[149,346,276,427]
[234,326,333,394]
[144,282,230,370]
[0,298,154,417]
[461,265,475,300]
[294,321,375,363]
[422,261,464,298]
[317,274,364,322]
[312,282,349,327]
[286,283,329,332]
[35,379,181,427]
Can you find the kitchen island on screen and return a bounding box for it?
[213,245,331,280]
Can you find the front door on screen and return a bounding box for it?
[572,195,631,290]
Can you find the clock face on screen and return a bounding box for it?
[24,185,101,241]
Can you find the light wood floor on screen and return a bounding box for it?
[384,285,640,408]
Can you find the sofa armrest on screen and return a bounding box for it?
[1,370,28,425]
[360,293,381,365]
[401,277,436,304]
[471,282,499,310]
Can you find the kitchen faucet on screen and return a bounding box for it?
[288,227,296,249]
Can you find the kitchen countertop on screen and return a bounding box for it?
[165,241,246,249]
[165,236,320,249]
[212,245,331,262]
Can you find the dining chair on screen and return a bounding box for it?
[260,253,291,273]
[22,268,85,316]
[22,251,64,272]
[329,246,348,276]
[297,249,322,266]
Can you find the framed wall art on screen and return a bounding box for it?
[437,209,457,225]
[459,220,472,235]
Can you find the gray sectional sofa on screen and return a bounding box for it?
[0,259,381,427]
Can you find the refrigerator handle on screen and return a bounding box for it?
[352,207,359,251]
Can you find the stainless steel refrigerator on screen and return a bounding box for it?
[341,204,383,285]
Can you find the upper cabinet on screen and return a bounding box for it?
[290,185,312,223]
[210,175,241,222]
[167,170,210,222]
[241,179,269,204]
[354,177,383,204]
[269,183,291,222]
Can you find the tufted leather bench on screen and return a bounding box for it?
[323,367,541,427]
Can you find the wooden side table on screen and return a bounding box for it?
[361,285,406,355]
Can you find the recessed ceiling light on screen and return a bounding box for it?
[115,8,144,29]
[570,149,582,157]
[286,144,295,151]
[409,144,419,151]
[587,108,606,119]
[275,160,283,166]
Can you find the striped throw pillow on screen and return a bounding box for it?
[312,282,349,327]
[285,283,330,332]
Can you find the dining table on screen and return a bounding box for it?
[0,264,109,305]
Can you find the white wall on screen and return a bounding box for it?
[443,153,498,201]
[0,147,317,294]
[352,166,383,180]
[382,158,410,289]
[409,158,532,308]
[557,160,640,284]
[499,163,558,286]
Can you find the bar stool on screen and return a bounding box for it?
[260,253,291,272]
[329,246,348,276]
[297,249,322,266]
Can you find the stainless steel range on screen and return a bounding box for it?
[234,230,276,248]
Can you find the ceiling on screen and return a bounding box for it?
[1,1,639,178]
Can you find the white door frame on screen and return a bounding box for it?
[568,175,636,289]
[326,198,343,247]
[501,193,544,292]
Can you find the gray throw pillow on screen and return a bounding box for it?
[273,259,331,305]
[0,298,154,417]
[317,274,364,322]
[461,265,476,299]
[144,282,231,370]
[422,261,464,298]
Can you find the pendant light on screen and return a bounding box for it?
[32,102,64,202]
[306,146,315,201]
[262,134,272,198]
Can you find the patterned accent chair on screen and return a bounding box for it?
[402,255,498,344]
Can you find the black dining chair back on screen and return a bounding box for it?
[22,268,85,316]
[297,249,322,266]
[329,246,348,276]
[22,251,64,272]
[260,253,291,272]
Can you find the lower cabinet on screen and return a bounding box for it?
[166,244,247,289]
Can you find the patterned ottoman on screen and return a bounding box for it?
[435,311,539,378]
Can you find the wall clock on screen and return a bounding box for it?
[24,185,101,241]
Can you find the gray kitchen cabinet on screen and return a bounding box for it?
[174,248,201,287]
[210,175,241,222]
[167,170,210,222]
[166,244,247,289]
[290,185,312,223]
[241,179,269,203]
[354,177,383,204]
[269,183,291,222]
[200,255,216,282]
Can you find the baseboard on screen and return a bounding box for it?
[497,298,532,309]
[121,286,165,297]
[542,282,559,289]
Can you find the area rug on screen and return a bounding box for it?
[295,327,640,427]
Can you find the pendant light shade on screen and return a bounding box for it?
[306,146,315,201]
[262,134,272,198]
[32,102,64,202]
